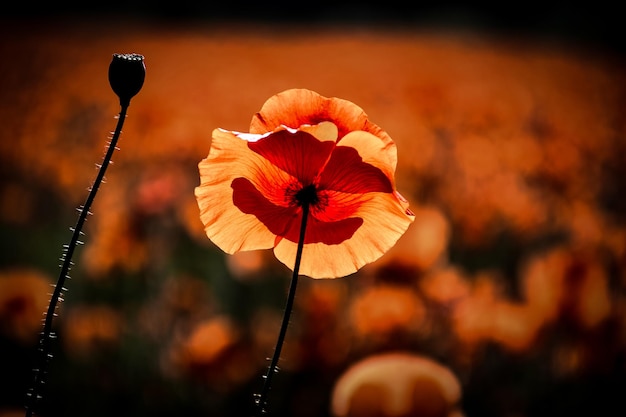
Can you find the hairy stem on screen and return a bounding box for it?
[25,104,129,417]
[255,203,309,416]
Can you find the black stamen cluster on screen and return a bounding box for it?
[295,183,319,207]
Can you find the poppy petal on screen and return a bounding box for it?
[195,129,280,253]
[318,141,393,196]
[250,89,392,147]
[277,206,364,246]
[274,190,414,278]
[249,89,327,133]
[231,177,298,239]
[247,122,337,185]
[329,130,398,187]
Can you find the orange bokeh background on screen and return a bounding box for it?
[1,13,625,417]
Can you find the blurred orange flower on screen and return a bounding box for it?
[169,316,259,390]
[179,316,239,365]
[0,268,51,344]
[375,205,450,274]
[195,89,414,278]
[451,272,542,352]
[62,305,123,357]
[349,284,426,343]
[420,266,471,305]
[331,352,463,417]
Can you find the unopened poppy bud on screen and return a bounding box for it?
[108,53,145,106]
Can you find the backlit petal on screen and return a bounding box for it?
[299,121,339,143]
[281,208,364,246]
[247,124,337,185]
[319,142,393,195]
[195,129,280,253]
[331,130,398,188]
[250,89,393,148]
[274,190,414,278]
[231,177,298,238]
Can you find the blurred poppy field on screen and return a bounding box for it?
[1,9,626,417]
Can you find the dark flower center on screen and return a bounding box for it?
[294,183,319,207]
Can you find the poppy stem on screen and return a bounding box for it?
[255,203,310,416]
[24,104,129,417]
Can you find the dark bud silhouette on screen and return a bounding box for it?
[25,52,146,417]
[108,53,145,106]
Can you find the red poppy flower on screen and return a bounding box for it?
[195,89,414,278]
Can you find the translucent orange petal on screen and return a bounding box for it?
[195,128,279,253]
[250,89,327,133]
[334,130,398,184]
[247,124,337,186]
[230,177,298,238]
[319,145,392,195]
[274,190,414,278]
[249,89,393,152]
[299,120,339,143]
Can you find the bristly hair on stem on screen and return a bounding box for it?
[24,53,145,417]
[254,203,310,416]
